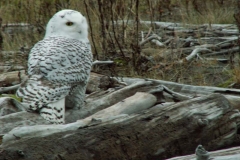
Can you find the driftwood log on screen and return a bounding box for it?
[1,72,240,159]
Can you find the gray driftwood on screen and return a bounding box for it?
[1,74,240,159]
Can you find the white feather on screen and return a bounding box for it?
[40,98,65,124]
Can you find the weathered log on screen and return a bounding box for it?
[0,93,240,159]
[123,77,240,109]
[0,70,26,87]
[0,97,25,116]
[66,81,153,123]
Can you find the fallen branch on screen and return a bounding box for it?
[139,34,165,47]
[126,77,240,110]
[185,48,211,61]
[204,46,239,57]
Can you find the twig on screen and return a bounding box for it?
[83,0,99,59]
[141,31,144,42]
[97,0,107,58]
[162,85,193,101]
[215,38,238,47]
[145,27,152,39]
[148,84,193,102]
[92,60,114,66]
[204,58,229,62]
[110,0,126,58]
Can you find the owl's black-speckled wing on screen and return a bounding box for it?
[28,36,92,83]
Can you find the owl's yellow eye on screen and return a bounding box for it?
[66,22,74,26]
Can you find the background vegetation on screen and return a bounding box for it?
[0,0,238,86]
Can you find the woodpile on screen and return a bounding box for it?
[0,71,240,159]
[138,21,239,64]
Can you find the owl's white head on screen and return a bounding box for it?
[45,9,89,42]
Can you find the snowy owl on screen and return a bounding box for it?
[16,9,92,124]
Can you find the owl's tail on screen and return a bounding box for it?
[40,98,65,124]
[16,75,70,124]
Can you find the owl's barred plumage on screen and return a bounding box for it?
[16,10,93,124]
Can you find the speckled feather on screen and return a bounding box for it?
[16,10,92,124]
[28,36,92,83]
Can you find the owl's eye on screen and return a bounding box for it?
[66,22,74,26]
